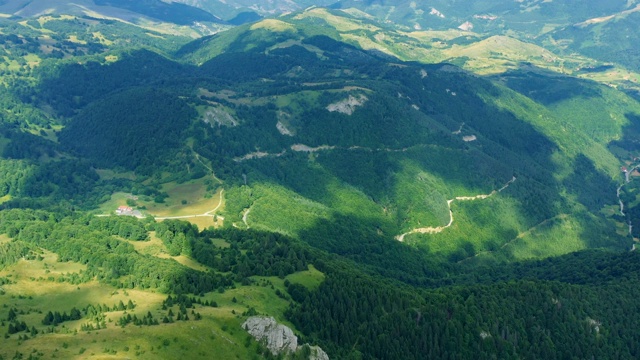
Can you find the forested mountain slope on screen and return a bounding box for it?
[2,9,638,266]
[1,6,640,360]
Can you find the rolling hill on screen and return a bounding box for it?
[2,5,640,359]
[0,0,229,36]
[21,13,636,265]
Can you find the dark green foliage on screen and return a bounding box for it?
[59,87,195,173]
[0,86,52,128]
[41,308,82,326]
[0,210,312,293]
[610,113,640,152]
[18,160,99,200]
[563,155,617,213]
[117,310,159,327]
[0,241,34,270]
[88,216,150,241]
[6,320,28,335]
[227,12,262,26]
[299,214,446,286]
[287,250,640,359]
[199,228,311,279]
[0,209,230,294]
[200,52,290,81]
[503,71,602,106]
[0,158,32,199]
[2,131,56,160]
[453,250,640,286]
[0,159,121,210]
[154,220,196,256]
[36,50,191,117]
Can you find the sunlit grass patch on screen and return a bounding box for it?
[128,232,166,256]
[0,256,281,359]
[504,215,586,259]
[210,238,230,248]
[285,264,325,291]
[155,254,209,272]
[0,250,86,280]
[142,183,223,218]
[0,194,11,205]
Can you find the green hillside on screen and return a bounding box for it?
[5,10,639,267]
[1,6,640,360]
[545,9,640,71]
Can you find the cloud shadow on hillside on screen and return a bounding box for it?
[491,65,602,106]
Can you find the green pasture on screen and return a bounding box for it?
[0,239,323,360]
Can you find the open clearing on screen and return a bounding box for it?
[285,265,325,290]
[143,184,224,218]
[127,232,166,256]
[98,185,224,229]
[128,232,210,272]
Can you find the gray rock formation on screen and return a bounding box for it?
[308,345,330,360]
[242,316,298,355]
[242,316,329,359]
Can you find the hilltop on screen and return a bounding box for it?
[2,5,640,359]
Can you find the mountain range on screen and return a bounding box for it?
[1,2,640,359]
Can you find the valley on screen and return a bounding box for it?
[1,2,640,359]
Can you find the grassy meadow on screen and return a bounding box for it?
[97,183,224,229]
[0,231,322,360]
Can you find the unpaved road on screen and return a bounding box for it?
[396,177,516,242]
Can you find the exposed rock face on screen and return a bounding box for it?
[243,316,298,355]
[309,345,330,360]
[458,21,474,31]
[242,316,329,359]
[202,106,238,127]
[326,94,368,115]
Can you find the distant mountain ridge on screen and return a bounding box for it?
[0,0,227,35]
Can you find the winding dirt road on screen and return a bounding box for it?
[242,206,251,228]
[233,143,436,162]
[396,177,516,242]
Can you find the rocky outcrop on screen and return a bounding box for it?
[326,94,367,115]
[308,345,330,360]
[242,316,329,359]
[243,316,298,355]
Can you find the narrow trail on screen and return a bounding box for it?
[233,143,447,162]
[204,189,225,215]
[456,214,569,263]
[242,207,251,228]
[452,122,465,135]
[396,177,516,242]
[618,185,625,216]
[232,205,252,229]
[617,164,640,240]
[193,150,223,184]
